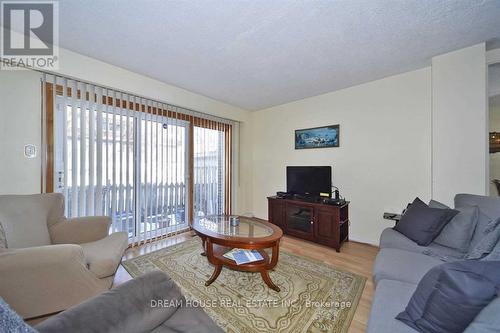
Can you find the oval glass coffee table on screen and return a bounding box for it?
[193,216,283,292]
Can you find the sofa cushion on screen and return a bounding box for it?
[483,237,500,261]
[396,261,500,333]
[455,194,500,220]
[394,198,458,246]
[465,220,500,260]
[469,211,497,250]
[81,232,128,278]
[373,248,443,285]
[36,271,183,333]
[366,279,418,333]
[379,228,464,259]
[464,297,500,333]
[455,194,500,247]
[151,305,224,333]
[0,194,56,248]
[432,205,479,253]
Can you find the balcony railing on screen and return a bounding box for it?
[63,180,223,237]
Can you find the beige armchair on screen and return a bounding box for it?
[0,193,128,319]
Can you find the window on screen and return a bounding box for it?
[43,77,234,245]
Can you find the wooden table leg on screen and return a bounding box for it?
[262,241,280,291]
[205,264,222,286]
[260,269,280,292]
[200,237,207,256]
[267,241,280,269]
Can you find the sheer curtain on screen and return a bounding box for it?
[42,74,235,245]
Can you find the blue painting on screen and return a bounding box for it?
[295,125,339,149]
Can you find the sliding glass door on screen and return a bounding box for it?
[136,115,188,239]
[45,76,233,245]
[52,89,189,243]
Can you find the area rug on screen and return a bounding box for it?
[122,237,366,333]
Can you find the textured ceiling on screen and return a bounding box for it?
[56,0,500,111]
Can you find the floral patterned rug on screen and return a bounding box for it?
[122,237,366,333]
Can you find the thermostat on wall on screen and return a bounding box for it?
[24,144,37,158]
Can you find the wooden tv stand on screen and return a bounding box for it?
[267,196,349,252]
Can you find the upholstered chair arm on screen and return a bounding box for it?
[49,216,111,244]
[0,244,108,319]
[36,271,184,333]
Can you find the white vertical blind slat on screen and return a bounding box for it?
[78,82,86,217]
[118,92,124,235]
[133,96,142,247]
[88,84,96,216]
[166,107,171,232]
[144,98,150,243]
[70,80,78,216]
[111,90,117,232]
[161,105,166,236]
[62,78,69,216]
[125,94,131,242]
[96,87,103,216]
[204,117,208,215]
[148,99,154,242]
[173,109,178,234]
[154,101,159,240]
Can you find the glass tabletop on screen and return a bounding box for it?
[195,216,274,238]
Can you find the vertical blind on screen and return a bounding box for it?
[41,74,236,246]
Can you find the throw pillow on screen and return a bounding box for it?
[469,211,495,249]
[464,297,500,333]
[428,200,479,252]
[483,236,500,261]
[465,219,500,260]
[396,261,500,333]
[428,199,450,210]
[394,198,458,246]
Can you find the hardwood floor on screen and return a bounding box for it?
[114,232,379,333]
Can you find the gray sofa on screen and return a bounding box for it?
[34,271,223,333]
[367,194,500,333]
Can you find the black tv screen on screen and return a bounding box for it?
[286,166,332,197]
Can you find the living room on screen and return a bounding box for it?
[1,1,500,332]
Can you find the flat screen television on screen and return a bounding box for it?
[286,166,332,197]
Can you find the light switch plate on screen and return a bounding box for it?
[24,144,37,158]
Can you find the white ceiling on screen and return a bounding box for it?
[56,0,500,111]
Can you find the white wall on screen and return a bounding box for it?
[432,44,488,205]
[0,70,42,194]
[250,68,432,245]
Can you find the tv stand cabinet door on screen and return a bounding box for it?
[285,203,315,241]
[268,198,285,229]
[315,207,339,251]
